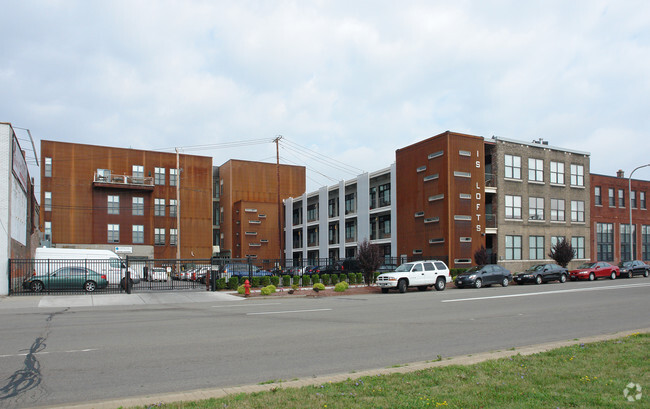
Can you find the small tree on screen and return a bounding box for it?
[549,238,575,268]
[474,245,489,265]
[357,239,382,286]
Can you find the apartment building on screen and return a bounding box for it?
[40,141,213,260]
[591,171,650,262]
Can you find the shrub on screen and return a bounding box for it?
[228,276,239,290]
[321,273,330,285]
[313,282,325,291]
[216,278,226,290]
[334,282,347,292]
[261,275,271,287]
[270,275,280,286]
[341,280,349,289]
[302,275,311,286]
[237,284,245,294]
[339,273,348,283]
[251,276,261,288]
[312,274,320,284]
[282,275,291,287]
[356,272,364,284]
[347,273,355,284]
[331,274,339,284]
[267,284,276,293]
[260,286,272,296]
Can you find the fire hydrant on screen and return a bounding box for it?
[244,279,251,297]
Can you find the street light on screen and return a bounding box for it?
[628,164,650,261]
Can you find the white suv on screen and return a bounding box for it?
[376,260,451,293]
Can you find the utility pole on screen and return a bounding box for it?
[274,136,283,262]
[176,148,181,261]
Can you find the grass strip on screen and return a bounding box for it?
[134,332,648,409]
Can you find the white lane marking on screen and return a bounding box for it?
[0,348,98,359]
[212,303,281,308]
[442,282,650,303]
[246,308,332,315]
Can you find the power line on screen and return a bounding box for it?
[280,137,365,175]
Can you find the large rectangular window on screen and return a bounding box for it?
[155,198,165,216]
[44,157,52,177]
[505,195,522,219]
[596,223,614,261]
[620,224,636,261]
[641,192,647,209]
[571,200,585,222]
[570,164,584,186]
[571,236,585,259]
[505,155,521,179]
[307,203,318,222]
[132,165,144,178]
[155,228,165,245]
[618,189,625,207]
[378,183,391,207]
[529,236,544,260]
[328,198,338,218]
[132,225,144,244]
[169,168,178,186]
[529,197,544,220]
[594,186,602,206]
[505,235,522,260]
[44,192,52,211]
[154,167,165,185]
[44,221,52,241]
[107,195,120,215]
[169,199,177,218]
[550,161,564,184]
[108,224,120,243]
[345,220,357,242]
[631,191,637,208]
[528,158,543,182]
[609,188,615,207]
[170,228,177,246]
[551,199,565,221]
[643,225,650,260]
[345,193,356,214]
[132,197,144,216]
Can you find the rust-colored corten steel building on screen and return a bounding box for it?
[40,141,213,259]
[591,171,650,263]
[395,131,486,268]
[218,159,305,260]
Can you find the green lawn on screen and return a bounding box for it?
[134,332,648,409]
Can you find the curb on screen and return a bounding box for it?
[41,327,650,409]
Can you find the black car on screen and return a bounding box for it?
[455,264,512,288]
[618,260,650,278]
[514,263,568,285]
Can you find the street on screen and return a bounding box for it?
[1,279,649,408]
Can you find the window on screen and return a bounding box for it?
[596,223,614,261]
[631,191,637,208]
[423,174,439,182]
[594,186,602,206]
[345,193,356,214]
[378,183,390,207]
[345,220,356,242]
[108,224,120,243]
[643,225,650,260]
[154,167,165,185]
[328,198,338,217]
[154,228,165,245]
[608,188,615,207]
[132,225,144,244]
[44,221,52,241]
[550,199,565,221]
[618,189,625,207]
[132,197,144,216]
[459,150,471,157]
[505,195,522,219]
[170,228,177,246]
[454,171,471,178]
[551,236,565,248]
[641,192,646,209]
[571,200,585,222]
[170,168,178,186]
[504,155,521,179]
[169,199,177,217]
[132,165,144,178]
[529,236,544,260]
[416,165,427,173]
[528,158,543,182]
[550,161,564,184]
[570,164,584,186]
[44,192,52,211]
[620,224,636,261]
[307,203,318,222]
[571,237,585,259]
[44,157,52,177]
[328,224,338,245]
[505,235,522,260]
[107,195,120,215]
[428,150,444,159]
[155,198,165,216]
[529,197,544,220]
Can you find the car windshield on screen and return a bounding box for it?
[618,261,633,267]
[395,263,413,272]
[528,264,545,271]
[464,266,482,273]
[578,262,596,269]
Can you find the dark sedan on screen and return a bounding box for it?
[618,260,650,278]
[23,266,109,292]
[514,263,568,285]
[455,264,512,288]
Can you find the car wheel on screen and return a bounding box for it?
[589,273,595,281]
[435,277,446,291]
[381,288,389,294]
[535,275,543,285]
[474,279,482,289]
[31,281,44,293]
[559,274,567,283]
[628,271,634,279]
[644,269,649,278]
[398,279,408,293]
[84,281,97,292]
[501,277,509,287]
[610,271,616,280]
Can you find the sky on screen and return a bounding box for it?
[3,0,650,197]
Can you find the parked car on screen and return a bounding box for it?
[514,263,568,285]
[376,260,451,293]
[222,263,271,279]
[149,267,168,281]
[618,260,650,278]
[569,262,619,281]
[455,264,512,288]
[23,266,108,292]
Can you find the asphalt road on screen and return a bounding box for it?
[1,279,649,408]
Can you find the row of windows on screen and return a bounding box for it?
[108,224,177,245]
[43,193,177,217]
[43,158,178,186]
[505,235,585,260]
[594,186,647,209]
[596,223,650,261]
[504,155,584,186]
[505,195,585,222]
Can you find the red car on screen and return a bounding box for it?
[569,262,619,281]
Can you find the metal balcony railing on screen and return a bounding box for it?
[94,173,154,187]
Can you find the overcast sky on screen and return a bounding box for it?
[3,0,650,195]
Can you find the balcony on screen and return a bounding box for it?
[485,173,497,193]
[93,173,154,191]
